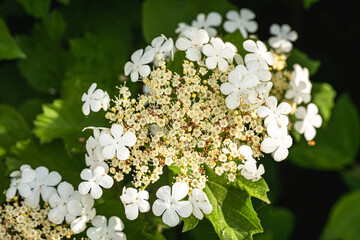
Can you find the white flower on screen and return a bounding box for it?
[175,27,209,61]
[25,166,62,208]
[67,193,96,234]
[242,81,273,107]
[294,103,322,141]
[243,40,274,69]
[257,96,291,128]
[285,64,312,104]
[152,182,193,227]
[188,188,212,220]
[6,165,35,199]
[223,8,258,38]
[99,124,137,160]
[87,216,126,240]
[145,35,174,65]
[120,187,150,220]
[202,37,233,72]
[48,182,76,224]
[82,83,110,116]
[124,49,155,82]
[269,23,298,53]
[220,66,245,109]
[191,12,222,37]
[175,22,190,36]
[238,145,264,181]
[261,126,293,162]
[78,166,114,199]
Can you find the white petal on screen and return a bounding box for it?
[124,62,134,76]
[175,38,192,51]
[57,182,74,199]
[239,145,253,159]
[103,145,116,159]
[116,145,130,160]
[156,185,171,200]
[171,182,189,201]
[92,215,107,228]
[45,171,62,186]
[304,126,317,141]
[81,168,94,181]
[131,49,143,63]
[108,216,125,231]
[18,184,32,198]
[152,199,167,216]
[98,174,114,189]
[260,137,279,154]
[225,91,241,110]
[125,203,139,220]
[71,215,88,234]
[138,65,151,78]
[186,48,201,61]
[220,82,234,95]
[122,132,137,147]
[243,40,257,53]
[140,50,155,64]
[79,182,92,195]
[67,199,83,216]
[6,187,17,199]
[138,199,150,213]
[87,227,105,240]
[272,146,289,162]
[174,201,192,218]
[162,209,179,227]
[90,184,103,199]
[48,208,65,224]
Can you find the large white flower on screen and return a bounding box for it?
[120,187,150,220]
[188,188,212,220]
[285,64,312,104]
[152,182,193,227]
[78,166,114,199]
[261,126,293,162]
[294,103,322,141]
[48,182,76,224]
[67,193,96,234]
[6,165,35,199]
[202,37,233,72]
[269,23,298,53]
[257,96,291,128]
[99,124,137,160]
[82,83,110,116]
[175,27,209,61]
[223,8,258,38]
[124,49,155,82]
[191,12,222,37]
[243,40,274,69]
[87,216,126,240]
[238,145,265,181]
[145,35,174,65]
[25,166,62,208]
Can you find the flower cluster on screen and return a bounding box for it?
[1,165,125,240]
[77,8,324,230]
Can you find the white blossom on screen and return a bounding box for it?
[261,126,293,162]
[175,22,190,36]
[238,145,265,181]
[120,187,150,220]
[223,8,258,38]
[188,188,212,220]
[99,124,137,160]
[285,64,312,104]
[48,182,76,224]
[87,216,126,240]
[78,166,114,199]
[202,37,233,72]
[191,12,222,37]
[269,23,298,53]
[152,182,192,227]
[257,96,291,129]
[6,165,35,199]
[25,166,62,208]
[294,103,322,141]
[67,193,96,234]
[243,40,274,69]
[220,66,245,109]
[124,49,155,82]
[145,35,174,65]
[82,83,110,116]
[175,27,209,61]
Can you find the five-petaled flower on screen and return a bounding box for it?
[294,103,322,141]
[87,215,126,240]
[191,12,222,37]
[269,23,298,53]
[188,188,213,220]
[82,83,110,116]
[223,8,258,38]
[243,39,274,69]
[78,166,114,199]
[124,49,155,82]
[175,27,209,61]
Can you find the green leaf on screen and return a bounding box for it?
[289,94,360,170]
[303,0,319,9]
[287,48,321,76]
[18,11,69,93]
[341,165,360,191]
[16,0,51,18]
[142,0,236,43]
[182,215,199,232]
[0,18,26,60]
[254,207,294,240]
[0,105,30,153]
[321,189,360,240]
[311,82,336,124]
